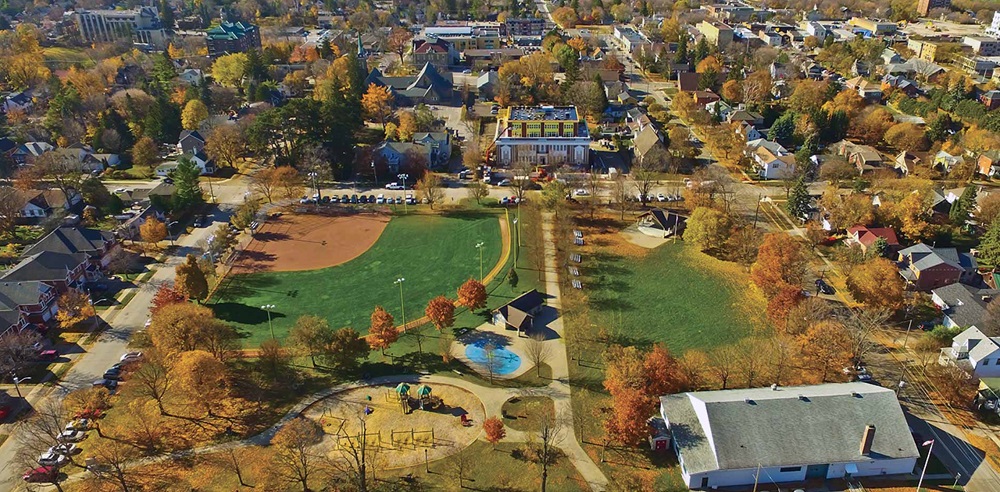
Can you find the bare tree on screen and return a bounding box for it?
[735,338,767,388]
[272,417,325,492]
[0,186,22,238]
[86,436,143,492]
[0,329,42,377]
[524,333,552,377]
[131,354,173,415]
[611,174,631,221]
[416,173,444,210]
[632,159,657,207]
[507,161,535,203]
[847,307,890,364]
[467,181,489,204]
[331,415,382,492]
[480,342,500,384]
[537,405,563,492]
[709,345,740,389]
[450,450,473,488]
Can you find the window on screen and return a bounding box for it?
[779,466,802,473]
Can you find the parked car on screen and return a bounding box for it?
[358,195,368,204]
[385,182,405,190]
[501,197,510,205]
[406,195,417,205]
[341,194,350,203]
[657,193,667,202]
[65,419,91,431]
[573,189,589,196]
[103,366,122,380]
[58,429,86,443]
[120,352,142,363]
[23,466,56,483]
[376,194,385,204]
[394,196,403,204]
[497,179,512,186]
[92,379,118,391]
[458,169,472,179]
[38,451,68,467]
[51,443,78,455]
[299,196,310,204]
[350,195,358,204]
[367,195,376,203]
[462,68,472,74]
[37,350,58,361]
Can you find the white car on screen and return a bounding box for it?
[497,179,512,186]
[385,182,404,190]
[51,443,78,455]
[65,419,90,431]
[144,318,151,328]
[58,430,86,443]
[38,451,68,467]
[573,189,590,197]
[375,194,385,204]
[657,193,667,202]
[120,352,143,363]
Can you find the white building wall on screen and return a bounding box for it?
[826,458,917,479]
[970,353,1000,377]
[685,458,916,489]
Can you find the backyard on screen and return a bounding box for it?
[211,211,506,347]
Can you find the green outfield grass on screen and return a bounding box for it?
[212,212,504,347]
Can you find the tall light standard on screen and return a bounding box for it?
[261,304,276,340]
[398,173,409,213]
[11,374,30,399]
[475,241,485,281]
[917,439,935,491]
[167,221,179,246]
[308,171,321,200]
[394,278,406,333]
[371,161,379,187]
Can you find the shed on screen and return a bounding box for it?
[636,209,687,238]
[492,289,544,334]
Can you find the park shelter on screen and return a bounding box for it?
[636,209,687,238]
[492,289,544,334]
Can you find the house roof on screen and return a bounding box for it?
[21,227,114,260]
[0,281,52,311]
[899,243,974,272]
[413,37,451,53]
[846,225,899,248]
[633,126,662,156]
[952,326,1000,362]
[727,110,763,123]
[660,382,919,476]
[1,251,88,283]
[16,142,54,157]
[933,283,1000,329]
[0,138,16,154]
[493,289,544,331]
[639,209,686,231]
[677,72,700,92]
[206,21,258,41]
[179,130,205,144]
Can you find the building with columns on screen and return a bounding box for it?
[494,106,590,167]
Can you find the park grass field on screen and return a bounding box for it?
[212,212,504,347]
[42,46,95,67]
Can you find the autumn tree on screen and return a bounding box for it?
[850,107,894,146]
[368,305,398,355]
[131,136,158,170]
[884,122,929,152]
[416,172,444,209]
[644,343,688,396]
[750,233,807,298]
[55,289,96,329]
[425,296,456,331]
[362,83,394,130]
[822,89,865,119]
[397,111,417,141]
[173,349,228,417]
[250,166,304,204]
[766,286,805,331]
[211,53,248,87]
[978,193,1000,228]
[603,345,647,396]
[175,254,209,301]
[457,278,487,310]
[205,124,246,169]
[684,206,732,253]
[326,327,370,370]
[603,387,655,446]
[483,416,506,449]
[845,258,904,311]
[140,216,168,247]
[288,315,334,368]
[181,99,209,130]
[272,417,326,491]
[149,302,238,358]
[787,79,828,113]
[721,79,743,103]
[798,320,852,382]
[387,27,412,65]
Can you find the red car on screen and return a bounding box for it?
[37,350,58,361]
[22,465,56,483]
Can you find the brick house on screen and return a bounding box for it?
[21,227,120,270]
[0,280,59,328]
[1,251,92,292]
[897,243,977,291]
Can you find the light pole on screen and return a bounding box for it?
[11,374,30,399]
[206,175,216,203]
[371,161,379,187]
[308,171,321,200]
[394,278,406,333]
[168,221,179,245]
[475,241,485,281]
[917,439,934,491]
[398,173,409,213]
[261,304,276,340]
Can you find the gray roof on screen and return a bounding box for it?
[21,227,114,260]
[661,383,919,475]
[951,326,1000,362]
[0,281,52,311]
[899,243,975,272]
[633,126,662,157]
[1,251,88,283]
[933,283,999,329]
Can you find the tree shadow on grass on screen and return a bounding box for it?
[589,296,634,313]
[212,302,288,327]
[212,273,282,301]
[253,231,291,242]
[438,209,495,221]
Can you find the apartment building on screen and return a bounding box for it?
[917,0,951,16]
[697,20,734,49]
[206,21,261,58]
[964,36,1000,56]
[74,6,168,48]
[505,18,546,37]
[494,106,591,166]
[422,25,501,51]
[907,39,940,61]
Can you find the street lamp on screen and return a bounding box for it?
[168,221,179,245]
[371,161,379,187]
[261,304,276,340]
[11,374,30,399]
[475,241,485,281]
[308,171,321,200]
[398,173,410,213]
[394,278,406,333]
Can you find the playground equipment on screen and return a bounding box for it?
[394,383,411,413]
[416,384,432,410]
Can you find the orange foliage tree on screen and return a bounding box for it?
[151,282,188,315]
[846,257,905,311]
[603,387,656,446]
[798,321,852,383]
[425,296,456,331]
[368,306,398,355]
[766,286,805,331]
[643,343,688,396]
[750,233,806,298]
[483,416,506,449]
[456,278,487,311]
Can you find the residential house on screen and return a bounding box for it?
[12,142,54,166]
[747,139,794,180]
[676,72,699,93]
[727,110,764,126]
[118,206,166,240]
[704,100,733,120]
[178,69,204,86]
[0,281,59,329]
[492,289,544,334]
[882,75,919,97]
[660,383,919,489]
[897,243,977,291]
[978,150,1000,177]
[177,130,206,155]
[691,90,721,107]
[364,63,454,106]
[929,188,960,216]
[894,151,921,176]
[410,37,458,69]
[373,141,429,173]
[845,225,899,255]
[931,283,999,330]
[844,76,883,101]
[934,150,966,174]
[412,132,452,168]
[1,251,91,291]
[2,91,32,113]
[21,227,119,270]
[14,190,83,224]
[833,140,882,174]
[633,126,664,165]
[49,147,118,173]
[155,150,214,176]
[625,107,653,133]
[736,121,762,141]
[982,90,1000,110]
[939,326,1000,378]
[477,70,499,100]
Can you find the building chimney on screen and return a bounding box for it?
[859,425,876,456]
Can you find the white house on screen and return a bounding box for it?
[746,138,795,180]
[2,91,33,113]
[660,383,919,490]
[939,326,1000,378]
[178,68,204,85]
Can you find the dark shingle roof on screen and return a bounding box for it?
[1,251,88,282]
[933,283,999,329]
[21,227,113,259]
[0,281,51,311]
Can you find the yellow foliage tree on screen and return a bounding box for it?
[361,83,394,130]
[211,53,249,87]
[181,99,210,130]
[55,289,97,329]
[173,350,228,418]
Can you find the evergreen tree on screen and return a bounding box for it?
[950,186,978,225]
[152,51,175,89]
[979,220,1000,266]
[768,112,796,146]
[171,156,205,210]
[674,36,688,65]
[786,176,811,220]
[319,38,334,59]
[159,0,174,27]
[591,73,608,117]
[693,37,709,65]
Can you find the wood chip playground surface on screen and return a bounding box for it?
[304,384,486,469]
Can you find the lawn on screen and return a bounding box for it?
[212,212,505,346]
[42,47,95,68]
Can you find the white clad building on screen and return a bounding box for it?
[495,106,590,166]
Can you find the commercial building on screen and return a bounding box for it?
[422,25,501,51]
[206,21,261,58]
[505,18,546,37]
[917,0,951,16]
[494,106,590,166]
[987,12,1000,37]
[907,39,940,61]
[965,36,1000,56]
[612,25,651,53]
[704,3,754,23]
[697,20,734,49]
[74,6,168,48]
[848,17,898,36]
[660,383,919,490]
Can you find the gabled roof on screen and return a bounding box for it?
[178,130,205,144]
[15,142,54,157]
[1,251,88,283]
[206,21,258,41]
[952,326,1000,361]
[661,383,919,476]
[677,72,700,92]
[846,225,899,248]
[639,209,685,231]
[633,126,662,156]
[21,227,114,260]
[899,243,973,272]
[932,283,999,329]
[493,289,544,331]
[0,281,52,311]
